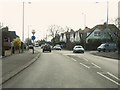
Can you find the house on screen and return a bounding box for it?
[86,24,120,44]
[2,26,19,56]
[83,24,120,50]
[74,30,80,42]
[60,33,64,42]
[69,29,75,42]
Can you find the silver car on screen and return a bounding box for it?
[73,45,84,53]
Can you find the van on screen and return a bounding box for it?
[97,43,117,52]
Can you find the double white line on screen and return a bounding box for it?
[97,72,120,86]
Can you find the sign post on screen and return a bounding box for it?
[31,30,36,54]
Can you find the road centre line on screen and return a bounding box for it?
[91,63,101,69]
[80,63,90,69]
[107,72,120,80]
[97,72,120,86]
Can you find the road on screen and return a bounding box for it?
[3,47,119,88]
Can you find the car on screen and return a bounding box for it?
[41,44,45,49]
[35,44,39,47]
[53,45,61,50]
[73,45,84,53]
[28,45,34,49]
[97,43,117,52]
[43,44,51,52]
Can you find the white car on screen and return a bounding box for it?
[73,45,84,53]
[53,45,61,50]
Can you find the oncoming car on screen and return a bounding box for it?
[73,45,84,53]
[53,45,61,50]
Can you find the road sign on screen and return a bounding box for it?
[31,36,36,40]
[32,30,35,35]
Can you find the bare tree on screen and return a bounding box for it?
[115,17,120,29]
[47,25,65,38]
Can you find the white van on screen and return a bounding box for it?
[97,43,117,52]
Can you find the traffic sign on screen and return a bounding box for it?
[31,36,36,40]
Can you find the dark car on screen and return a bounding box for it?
[43,44,51,52]
[97,43,117,52]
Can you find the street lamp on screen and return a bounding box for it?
[22,2,24,42]
[96,0,109,25]
[82,13,86,29]
[22,2,31,42]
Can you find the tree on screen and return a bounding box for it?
[115,18,120,29]
[47,25,65,45]
[47,25,65,38]
[12,38,21,53]
[25,38,32,45]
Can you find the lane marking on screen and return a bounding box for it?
[83,58,88,61]
[107,72,120,80]
[97,72,120,86]
[63,55,77,62]
[71,58,77,62]
[80,63,90,69]
[91,63,101,69]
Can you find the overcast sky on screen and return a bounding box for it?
[0,0,119,41]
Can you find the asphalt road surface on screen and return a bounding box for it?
[3,47,120,88]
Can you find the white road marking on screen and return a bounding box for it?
[91,63,101,69]
[80,63,90,69]
[63,54,81,56]
[83,58,88,61]
[71,58,77,62]
[107,72,120,80]
[63,55,77,62]
[97,72,120,86]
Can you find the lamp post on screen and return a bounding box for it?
[82,13,86,29]
[22,2,24,42]
[22,2,31,42]
[96,1,109,25]
[82,13,86,50]
[106,1,109,25]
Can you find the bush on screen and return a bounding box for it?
[12,38,21,49]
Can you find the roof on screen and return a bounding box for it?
[86,24,120,38]
[2,27,19,41]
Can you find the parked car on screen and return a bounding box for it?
[43,44,51,52]
[97,43,117,52]
[73,45,84,53]
[53,45,61,50]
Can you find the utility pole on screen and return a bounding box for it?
[22,2,25,42]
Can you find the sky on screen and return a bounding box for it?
[0,0,119,41]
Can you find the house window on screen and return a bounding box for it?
[94,31,101,36]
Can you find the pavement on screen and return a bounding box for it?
[90,51,120,60]
[1,49,41,85]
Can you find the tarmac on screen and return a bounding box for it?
[0,49,119,88]
[0,49,41,85]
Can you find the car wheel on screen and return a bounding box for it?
[43,50,44,52]
[113,49,116,52]
[103,49,105,52]
[98,50,100,52]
